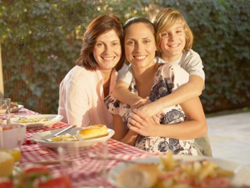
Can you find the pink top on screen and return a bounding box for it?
[58,65,117,128]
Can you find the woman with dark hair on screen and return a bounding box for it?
[58,15,125,127]
[106,17,207,155]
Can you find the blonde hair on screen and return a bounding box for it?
[152,8,193,55]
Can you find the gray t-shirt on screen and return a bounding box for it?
[118,49,205,84]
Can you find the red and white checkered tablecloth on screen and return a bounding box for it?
[21,139,150,187]
[8,108,69,145]
[17,108,151,188]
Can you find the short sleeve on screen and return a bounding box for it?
[180,50,205,81]
[117,66,133,84]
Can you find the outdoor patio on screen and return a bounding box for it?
[207,112,250,166]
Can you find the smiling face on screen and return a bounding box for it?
[124,23,156,70]
[159,21,186,62]
[93,29,122,71]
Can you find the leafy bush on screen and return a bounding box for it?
[0,0,249,114]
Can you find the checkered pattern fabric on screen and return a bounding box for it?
[19,108,150,188]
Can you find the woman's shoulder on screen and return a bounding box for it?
[69,65,96,78]
[63,65,95,85]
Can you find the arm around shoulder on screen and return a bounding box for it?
[112,80,142,106]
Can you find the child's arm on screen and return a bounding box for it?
[139,74,204,117]
[112,80,148,107]
[114,66,149,107]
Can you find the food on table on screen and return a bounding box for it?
[14,164,72,188]
[10,102,19,109]
[0,102,18,110]
[0,164,72,188]
[22,164,51,176]
[117,163,160,188]
[77,124,109,140]
[116,152,235,188]
[34,174,72,188]
[1,126,14,131]
[0,151,14,177]
[51,133,78,142]
[14,117,48,124]
[0,178,14,188]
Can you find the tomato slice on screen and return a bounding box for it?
[36,175,72,188]
[0,178,14,188]
[23,165,51,174]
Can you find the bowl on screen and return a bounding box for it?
[0,124,26,148]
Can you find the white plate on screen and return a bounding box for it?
[10,114,63,128]
[108,155,245,188]
[33,127,115,148]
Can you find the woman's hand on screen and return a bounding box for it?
[127,109,161,137]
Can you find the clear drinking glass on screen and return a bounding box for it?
[58,141,108,188]
[0,98,11,125]
[0,123,26,163]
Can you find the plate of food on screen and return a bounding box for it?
[33,124,115,148]
[10,104,24,113]
[0,102,24,114]
[108,152,249,188]
[10,114,63,128]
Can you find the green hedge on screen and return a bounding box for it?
[1,0,249,114]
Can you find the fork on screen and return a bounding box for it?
[42,125,76,142]
[88,153,137,164]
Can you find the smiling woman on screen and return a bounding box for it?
[106,17,207,155]
[58,15,125,128]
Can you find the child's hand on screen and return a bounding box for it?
[127,109,159,137]
[131,97,149,109]
[139,101,162,118]
[151,113,164,124]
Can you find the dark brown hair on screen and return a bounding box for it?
[75,15,125,71]
[123,17,156,39]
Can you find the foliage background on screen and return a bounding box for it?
[0,0,249,114]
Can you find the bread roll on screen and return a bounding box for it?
[117,163,160,188]
[78,124,109,140]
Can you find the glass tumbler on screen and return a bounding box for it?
[58,141,108,188]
